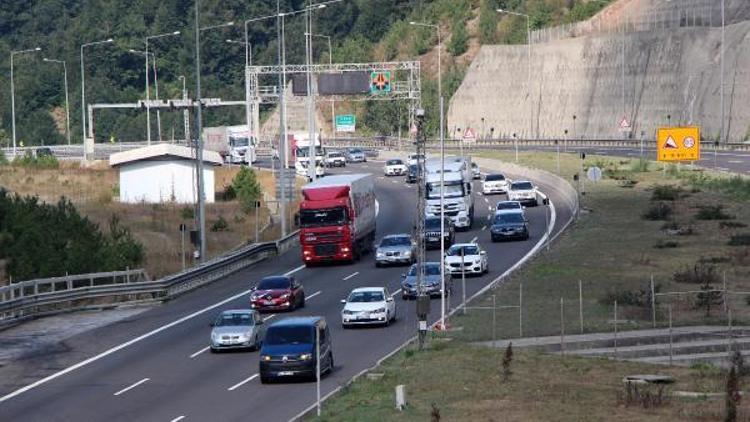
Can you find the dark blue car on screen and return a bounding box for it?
[259,316,333,383]
[490,211,529,242]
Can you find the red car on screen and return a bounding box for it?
[250,276,305,312]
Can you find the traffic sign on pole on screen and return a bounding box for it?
[335,114,356,132]
[656,126,700,162]
[462,127,477,142]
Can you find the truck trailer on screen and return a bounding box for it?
[299,174,376,265]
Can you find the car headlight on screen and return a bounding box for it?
[261,355,271,361]
[342,309,354,315]
[403,250,411,257]
[299,353,312,361]
[374,307,386,313]
[376,251,384,258]
[211,333,218,341]
[280,293,290,300]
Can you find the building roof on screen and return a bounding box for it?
[109,143,223,167]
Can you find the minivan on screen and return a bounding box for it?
[259,316,333,383]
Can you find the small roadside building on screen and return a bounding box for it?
[109,144,222,204]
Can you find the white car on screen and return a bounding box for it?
[384,159,408,176]
[295,160,325,179]
[443,243,488,276]
[325,151,346,167]
[496,200,524,212]
[482,173,510,195]
[341,287,396,327]
[508,180,538,206]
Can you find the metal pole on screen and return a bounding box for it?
[181,228,186,270]
[328,36,335,137]
[316,324,321,417]
[63,61,71,145]
[723,271,728,316]
[651,274,656,327]
[255,202,260,243]
[152,57,162,142]
[10,52,16,156]
[526,15,532,139]
[439,96,445,330]
[194,0,207,262]
[278,7,288,237]
[560,297,565,356]
[668,304,673,366]
[145,42,151,145]
[305,4,317,182]
[613,300,618,359]
[244,20,253,162]
[519,283,523,337]
[579,280,584,334]
[492,294,497,348]
[720,0,725,144]
[461,247,466,315]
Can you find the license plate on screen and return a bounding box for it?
[278,371,294,376]
[264,301,274,305]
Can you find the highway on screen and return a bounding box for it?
[0,159,573,422]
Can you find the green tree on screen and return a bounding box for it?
[448,18,469,56]
[479,0,499,44]
[232,167,262,213]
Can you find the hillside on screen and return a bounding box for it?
[0,0,617,145]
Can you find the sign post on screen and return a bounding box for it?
[656,126,701,162]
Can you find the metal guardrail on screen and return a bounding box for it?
[0,231,300,328]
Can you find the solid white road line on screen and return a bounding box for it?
[391,288,402,297]
[729,160,744,164]
[470,236,478,243]
[189,346,210,359]
[263,314,277,322]
[307,291,322,300]
[484,197,489,203]
[227,374,259,391]
[170,416,186,422]
[343,272,359,281]
[114,378,150,396]
[0,264,308,404]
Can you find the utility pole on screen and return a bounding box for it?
[277,3,288,237]
[414,108,428,350]
[305,1,318,182]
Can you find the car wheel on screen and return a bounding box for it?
[375,261,381,268]
[328,353,335,374]
[384,312,391,327]
[210,347,218,354]
[300,295,306,308]
[402,294,408,301]
[260,375,271,384]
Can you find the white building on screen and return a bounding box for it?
[109,144,222,204]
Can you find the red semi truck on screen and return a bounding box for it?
[299,174,376,265]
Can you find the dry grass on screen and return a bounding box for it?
[0,162,298,279]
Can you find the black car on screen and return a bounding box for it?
[490,211,529,242]
[406,164,418,183]
[259,316,333,383]
[423,216,455,249]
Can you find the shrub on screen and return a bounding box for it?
[211,216,229,232]
[231,167,261,213]
[642,202,673,220]
[448,17,469,56]
[654,240,679,249]
[502,342,513,382]
[601,284,660,307]
[673,262,720,285]
[720,221,748,229]
[0,150,7,165]
[651,185,683,201]
[629,158,651,173]
[729,234,750,246]
[695,205,733,220]
[180,206,195,220]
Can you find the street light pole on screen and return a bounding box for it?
[178,75,189,143]
[43,58,71,146]
[498,9,532,139]
[145,31,180,145]
[10,47,41,156]
[80,38,114,158]
[307,33,334,136]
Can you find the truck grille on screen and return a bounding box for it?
[314,244,337,256]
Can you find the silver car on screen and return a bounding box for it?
[375,234,416,267]
[210,309,265,352]
[346,148,366,163]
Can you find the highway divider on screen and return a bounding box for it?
[0,231,299,329]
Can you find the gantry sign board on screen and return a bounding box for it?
[656,126,700,162]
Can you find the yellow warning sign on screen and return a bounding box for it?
[656,126,700,162]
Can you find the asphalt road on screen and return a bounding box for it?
[0,160,573,422]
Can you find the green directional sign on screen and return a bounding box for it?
[335,114,356,133]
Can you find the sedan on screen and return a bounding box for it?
[401,262,452,300]
[210,309,265,352]
[483,173,510,195]
[508,180,538,206]
[346,148,366,163]
[496,200,524,212]
[490,210,529,241]
[444,243,488,276]
[384,159,408,176]
[375,234,416,267]
[250,276,305,312]
[325,151,346,167]
[341,287,396,327]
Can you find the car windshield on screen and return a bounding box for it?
[494,213,525,224]
[257,277,290,290]
[229,136,249,147]
[299,207,347,227]
[409,155,424,160]
[424,218,445,230]
[348,291,385,303]
[214,312,254,327]
[408,165,417,173]
[264,326,313,345]
[426,182,464,199]
[387,159,403,165]
[485,174,505,181]
[349,148,362,154]
[511,182,534,190]
[497,202,520,210]
[447,245,479,256]
[408,264,441,276]
[298,146,323,158]
[381,236,411,247]
[328,153,342,158]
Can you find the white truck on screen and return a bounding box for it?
[203,125,256,164]
[424,156,475,230]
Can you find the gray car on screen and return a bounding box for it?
[210,309,265,352]
[345,147,366,163]
[375,234,416,267]
[401,262,452,300]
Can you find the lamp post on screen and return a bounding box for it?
[410,19,446,330]
[178,75,189,143]
[145,31,180,144]
[497,9,532,139]
[10,47,41,156]
[43,58,71,146]
[306,32,335,137]
[80,38,114,157]
[128,49,157,141]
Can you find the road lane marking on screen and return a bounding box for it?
[227,374,258,391]
[343,272,359,281]
[470,236,478,243]
[484,197,489,203]
[263,314,277,322]
[189,346,210,359]
[114,378,150,396]
[0,263,308,404]
[170,417,186,422]
[487,206,492,211]
[307,291,322,300]
[482,225,487,231]
[391,288,402,297]
[729,160,744,164]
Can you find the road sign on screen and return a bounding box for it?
[335,114,356,132]
[587,166,603,182]
[370,71,392,94]
[619,116,631,132]
[656,126,700,162]
[462,127,477,142]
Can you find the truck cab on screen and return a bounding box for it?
[424,157,475,230]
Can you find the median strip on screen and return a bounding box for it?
[113,378,150,396]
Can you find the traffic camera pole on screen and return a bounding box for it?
[414,108,429,350]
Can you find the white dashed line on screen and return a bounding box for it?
[484,198,489,204]
[307,291,322,300]
[170,416,186,422]
[189,346,210,359]
[470,236,478,243]
[263,314,277,322]
[285,265,306,276]
[114,378,150,396]
[343,272,359,281]
[482,226,487,231]
[227,374,259,391]
[391,288,402,297]
[729,160,744,164]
